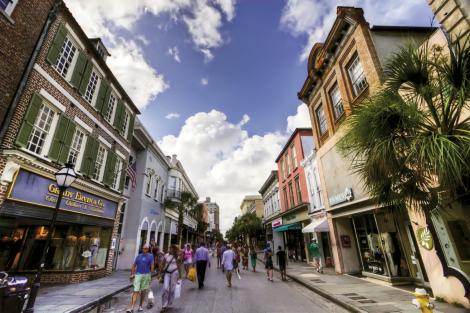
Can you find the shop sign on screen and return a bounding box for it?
[8,170,118,219]
[416,226,433,250]
[329,188,354,206]
[282,209,309,225]
[272,218,282,228]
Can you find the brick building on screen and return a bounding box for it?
[0,2,139,284]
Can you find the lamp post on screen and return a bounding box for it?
[24,163,77,313]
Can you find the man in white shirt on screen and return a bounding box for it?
[221,244,235,287]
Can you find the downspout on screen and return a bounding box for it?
[0,0,61,143]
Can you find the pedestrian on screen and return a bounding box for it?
[309,238,323,273]
[183,244,194,278]
[241,245,249,270]
[127,243,154,313]
[264,245,274,281]
[232,243,240,276]
[249,244,257,272]
[216,241,222,268]
[160,244,182,312]
[194,242,211,289]
[152,245,164,273]
[276,246,287,281]
[220,242,227,272]
[221,244,236,287]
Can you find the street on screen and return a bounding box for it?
[100,258,348,313]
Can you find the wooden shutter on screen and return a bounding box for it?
[16,94,43,148]
[113,99,124,129]
[70,51,87,88]
[103,150,117,187]
[79,59,93,96]
[119,159,127,191]
[95,79,110,114]
[46,24,67,65]
[80,136,99,177]
[127,114,135,142]
[48,115,75,164]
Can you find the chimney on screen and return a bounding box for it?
[89,38,111,62]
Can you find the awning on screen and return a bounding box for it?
[273,223,302,232]
[302,218,329,233]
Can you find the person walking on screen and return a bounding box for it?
[276,246,287,281]
[309,238,323,273]
[221,244,235,287]
[161,244,182,312]
[194,242,211,289]
[241,245,249,270]
[232,243,240,277]
[249,245,257,272]
[264,245,274,281]
[216,241,222,268]
[183,244,194,278]
[127,244,154,313]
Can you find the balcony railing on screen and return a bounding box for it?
[166,188,181,200]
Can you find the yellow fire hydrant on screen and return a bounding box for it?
[411,288,434,313]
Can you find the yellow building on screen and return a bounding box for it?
[240,195,264,219]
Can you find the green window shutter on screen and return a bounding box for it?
[95,79,110,114]
[119,160,127,191]
[48,115,75,164]
[80,136,99,177]
[70,51,87,88]
[16,94,43,148]
[113,100,124,129]
[79,59,93,96]
[47,24,67,65]
[103,150,117,187]
[126,114,135,142]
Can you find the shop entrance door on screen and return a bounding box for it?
[405,223,429,286]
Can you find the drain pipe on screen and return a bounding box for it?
[0,0,61,144]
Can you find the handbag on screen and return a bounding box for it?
[174,280,182,299]
[187,266,196,282]
[160,255,175,283]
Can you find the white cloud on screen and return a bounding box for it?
[159,105,309,233]
[165,112,181,119]
[200,77,209,85]
[214,0,236,22]
[286,103,311,132]
[280,0,434,61]
[167,46,181,63]
[137,35,150,46]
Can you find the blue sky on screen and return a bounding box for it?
[66,0,434,232]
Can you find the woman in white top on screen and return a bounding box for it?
[160,244,182,312]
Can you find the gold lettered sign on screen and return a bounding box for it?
[416,226,433,250]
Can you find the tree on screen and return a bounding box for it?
[338,37,470,216]
[190,203,208,241]
[225,212,263,245]
[164,191,197,246]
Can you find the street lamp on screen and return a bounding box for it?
[24,163,77,313]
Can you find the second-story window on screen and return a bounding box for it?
[105,93,117,123]
[288,183,295,208]
[27,104,56,155]
[329,83,344,120]
[84,70,99,104]
[295,176,302,205]
[67,128,85,167]
[56,37,77,78]
[93,145,106,182]
[291,145,297,169]
[316,106,328,136]
[111,158,123,190]
[348,54,368,96]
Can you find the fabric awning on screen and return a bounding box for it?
[302,218,329,233]
[273,223,302,232]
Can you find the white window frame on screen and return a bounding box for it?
[26,102,59,158]
[145,173,153,196]
[121,109,130,137]
[291,145,297,169]
[347,54,368,96]
[329,83,344,120]
[104,92,117,123]
[55,36,79,81]
[2,0,18,16]
[154,177,160,200]
[111,157,123,190]
[67,127,87,171]
[93,145,107,183]
[316,106,328,136]
[286,155,291,175]
[84,69,101,105]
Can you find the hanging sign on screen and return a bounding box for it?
[416,226,434,250]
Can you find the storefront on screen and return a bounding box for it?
[274,206,310,262]
[302,212,334,267]
[0,169,120,283]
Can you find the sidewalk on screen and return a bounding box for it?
[35,270,132,313]
[258,255,468,313]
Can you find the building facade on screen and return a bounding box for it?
[116,119,169,270]
[240,195,263,218]
[203,197,220,232]
[0,3,138,283]
[259,171,282,252]
[274,128,313,262]
[429,0,470,40]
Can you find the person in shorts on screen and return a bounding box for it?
[276,246,287,281]
[264,245,274,281]
[127,243,154,313]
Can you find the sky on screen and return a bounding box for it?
[65,0,434,234]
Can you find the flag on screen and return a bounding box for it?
[126,160,137,191]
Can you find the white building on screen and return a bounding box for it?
[259,171,283,250]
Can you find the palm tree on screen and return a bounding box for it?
[164,191,197,246]
[338,36,470,216]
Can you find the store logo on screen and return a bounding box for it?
[329,188,354,206]
[416,226,433,250]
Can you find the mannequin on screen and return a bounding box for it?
[367,233,380,253]
[89,232,100,268]
[381,232,397,276]
[76,233,88,269]
[61,228,77,270]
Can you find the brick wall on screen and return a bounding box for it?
[0,0,55,129]
[429,0,470,40]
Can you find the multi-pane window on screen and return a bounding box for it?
[295,176,302,205]
[288,183,295,208]
[280,159,285,179]
[67,129,85,167]
[146,174,153,196]
[286,155,291,175]
[121,110,130,136]
[55,37,77,78]
[316,106,328,136]
[84,70,99,104]
[348,54,368,96]
[154,178,159,199]
[329,84,344,119]
[283,188,288,210]
[27,105,55,154]
[93,145,106,181]
[105,93,116,123]
[111,158,123,190]
[291,145,297,169]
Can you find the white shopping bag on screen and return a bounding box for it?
[236,270,242,280]
[148,290,154,301]
[174,280,182,299]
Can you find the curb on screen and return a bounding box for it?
[257,257,364,313]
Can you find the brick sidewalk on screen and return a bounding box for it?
[35,270,132,313]
[258,254,468,313]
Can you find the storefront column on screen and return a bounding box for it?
[160,220,166,248]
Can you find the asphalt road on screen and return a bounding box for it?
[100,258,349,313]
